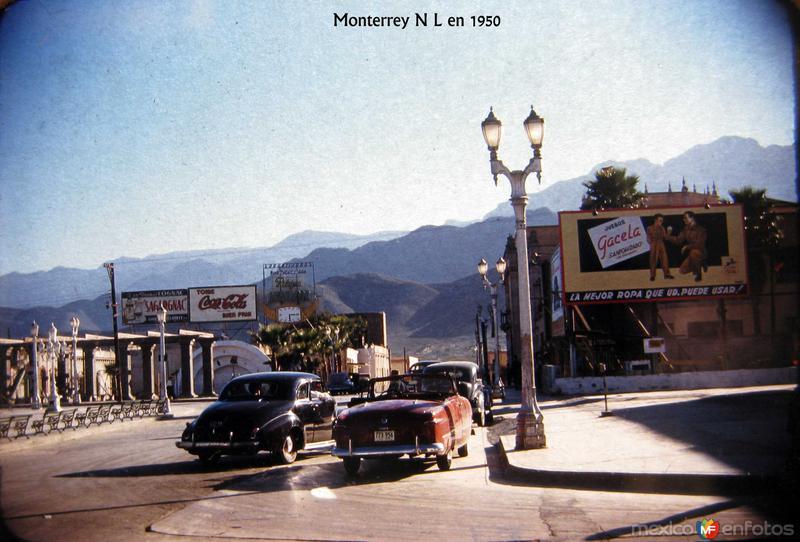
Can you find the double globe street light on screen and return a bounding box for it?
[481,106,546,449]
[45,323,62,413]
[477,257,506,397]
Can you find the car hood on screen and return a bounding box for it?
[195,399,292,426]
[342,399,442,421]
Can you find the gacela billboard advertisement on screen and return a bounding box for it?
[188,285,258,323]
[558,205,749,304]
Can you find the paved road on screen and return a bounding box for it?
[0,399,790,541]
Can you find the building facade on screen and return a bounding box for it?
[502,186,799,385]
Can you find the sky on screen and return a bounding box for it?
[0,0,795,276]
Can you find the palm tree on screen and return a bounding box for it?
[730,186,784,336]
[252,313,368,376]
[580,166,644,210]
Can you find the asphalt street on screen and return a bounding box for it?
[1,390,795,541]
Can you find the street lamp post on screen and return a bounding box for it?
[157,304,173,419]
[30,321,42,409]
[70,316,81,404]
[481,106,546,449]
[478,257,507,395]
[46,323,62,413]
[103,262,126,401]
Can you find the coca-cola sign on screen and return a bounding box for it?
[189,285,257,323]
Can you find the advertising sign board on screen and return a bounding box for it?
[278,306,302,323]
[189,285,258,323]
[643,337,666,353]
[121,289,189,324]
[559,205,749,304]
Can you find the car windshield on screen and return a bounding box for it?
[219,379,292,401]
[368,374,456,401]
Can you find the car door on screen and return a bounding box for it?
[310,380,335,442]
[293,381,317,445]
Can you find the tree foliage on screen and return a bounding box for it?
[252,313,367,376]
[580,166,644,210]
[730,186,784,336]
[730,186,784,251]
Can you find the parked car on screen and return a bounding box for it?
[331,373,473,475]
[176,372,335,465]
[326,371,355,395]
[423,361,492,426]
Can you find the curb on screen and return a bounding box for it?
[495,435,778,496]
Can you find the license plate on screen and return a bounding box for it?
[374,430,395,442]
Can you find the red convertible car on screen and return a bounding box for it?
[331,373,473,475]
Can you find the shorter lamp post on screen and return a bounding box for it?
[478,257,507,394]
[481,106,546,449]
[70,316,81,404]
[46,323,62,413]
[157,304,173,419]
[30,321,42,409]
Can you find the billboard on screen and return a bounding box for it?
[121,289,189,324]
[559,205,749,304]
[189,285,258,323]
[263,261,317,322]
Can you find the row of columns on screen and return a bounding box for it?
[0,334,217,405]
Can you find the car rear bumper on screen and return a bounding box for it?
[175,440,259,452]
[331,437,445,458]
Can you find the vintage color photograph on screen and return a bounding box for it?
[1,1,798,541]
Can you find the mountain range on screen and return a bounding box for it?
[1,136,795,357]
[484,136,796,219]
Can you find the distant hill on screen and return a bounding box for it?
[0,229,406,309]
[484,136,796,218]
[294,210,556,285]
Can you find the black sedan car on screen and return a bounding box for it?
[423,361,492,426]
[176,372,335,465]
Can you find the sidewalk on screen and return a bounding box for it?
[496,384,799,495]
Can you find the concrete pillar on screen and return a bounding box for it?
[199,339,216,397]
[120,342,134,400]
[180,339,196,398]
[141,342,157,400]
[0,345,9,403]
[81,344,97,401]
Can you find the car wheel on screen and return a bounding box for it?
[275,433,297,464]
[457,441,469,457]
[476,404,486,427]
[343,457,361,475]
[436,451,452,471]
[198,451,221,466]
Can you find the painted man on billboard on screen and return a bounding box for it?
[667,210,708,282]
[646,213,675,281]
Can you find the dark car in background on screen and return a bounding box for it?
[423,361,492,426]
[327,372,356,395]
[409,360,440,373]
[176,372,335,465]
